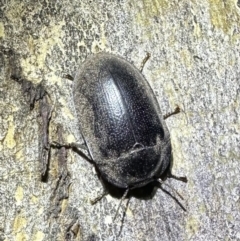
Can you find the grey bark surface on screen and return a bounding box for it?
[0,0,239,241]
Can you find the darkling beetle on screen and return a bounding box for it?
[55,52,187,216]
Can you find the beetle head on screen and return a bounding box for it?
[97,141,171,190]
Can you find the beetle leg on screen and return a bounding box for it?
[51,141,87,150]
[113,188,129,221]
[139,52,151,72]
[63,74,74,81]
[167,173,188,183]
[50,141,93,164]
[163,106,181,119]
[90,190,108,205]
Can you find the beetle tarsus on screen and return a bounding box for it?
[63,74,74,81]
[168,173,188,183]
[90,190,108,205]
[163,106,181,119]
[140,52,151,72]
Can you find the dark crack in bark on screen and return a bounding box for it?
[49,125,71,218]
[2,47,52,179]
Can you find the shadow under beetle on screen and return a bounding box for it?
[55,52,187,213]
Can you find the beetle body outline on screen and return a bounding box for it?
[73,53,172,190]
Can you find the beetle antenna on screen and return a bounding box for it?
[157,179,184,200]
[113,188,129,221]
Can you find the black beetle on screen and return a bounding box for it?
[72,52,185,193]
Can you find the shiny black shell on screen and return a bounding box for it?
[73,53,171,189]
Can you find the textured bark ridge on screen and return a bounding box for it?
[0,1,240,241]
